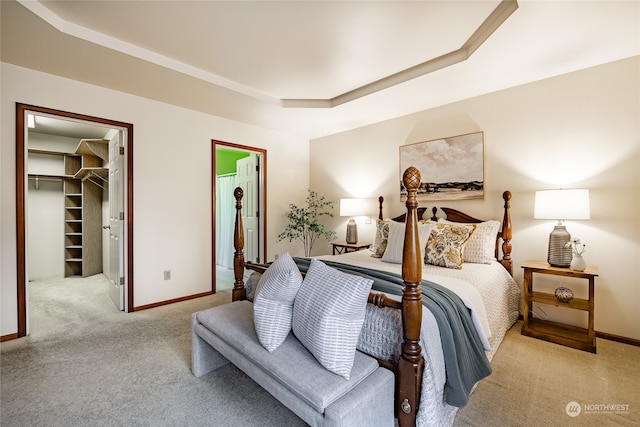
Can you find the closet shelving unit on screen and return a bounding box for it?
[63,139,108,277]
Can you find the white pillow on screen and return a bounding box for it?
[439,218,500,264]
[253,253,303,352]
[381,220,432,264]
[292,258,373,379]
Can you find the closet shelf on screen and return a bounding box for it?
[75,167,108,180]
[64,148,103,278]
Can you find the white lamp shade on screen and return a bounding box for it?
[340,198,367,217]
[534,189,590,220]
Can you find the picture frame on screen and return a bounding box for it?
[399,131,484,201]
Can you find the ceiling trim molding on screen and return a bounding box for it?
[18,0,518,109]
[17,0,280,104]
[283,0,519,108]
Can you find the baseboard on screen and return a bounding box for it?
[0,333,19,342]
[596,331,640,347]
[133,291,213,311]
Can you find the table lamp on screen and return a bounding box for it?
[340,198,367,244]
[534,189,590,267]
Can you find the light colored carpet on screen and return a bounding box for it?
[455,322,640,426]
[2,276,638,426]
[1,275,305,427]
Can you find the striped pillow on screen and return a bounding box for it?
[253,253,303,352]
[292,258,373,379]
[381,220,432,264]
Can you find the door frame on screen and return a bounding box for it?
[212,140,267,293]
[15,103,135,337]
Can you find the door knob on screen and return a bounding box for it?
[103,225,111,229]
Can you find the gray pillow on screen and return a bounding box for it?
[292,258,373,379]
[245,271,262,302]
[253,253,303,352]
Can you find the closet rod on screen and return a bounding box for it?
[86,176,105,190]
[28,175,63,190]
[81,171,108,189]
[27,175,63,182]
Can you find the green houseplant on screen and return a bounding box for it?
[278,189,336,257]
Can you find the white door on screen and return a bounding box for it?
[108,132,125,310]
[236,154,260,263]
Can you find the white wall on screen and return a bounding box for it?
[310,56,640,341]
[27,178,64,279]
[1,63,309,336]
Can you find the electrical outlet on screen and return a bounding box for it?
[163,270,171,280]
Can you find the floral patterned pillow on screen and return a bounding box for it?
[438,219,500,264]
[370,220,390,258]
[424,223,477,269]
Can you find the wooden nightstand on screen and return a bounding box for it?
[521,260,598,353]
[331,241,371,255]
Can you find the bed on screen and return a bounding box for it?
[230,167,519,427]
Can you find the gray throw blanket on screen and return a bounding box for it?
[292,257,491,407]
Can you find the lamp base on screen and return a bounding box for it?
[547,225,572,267]
[346,219,358,244]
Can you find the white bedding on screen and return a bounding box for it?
[316,250,520,427]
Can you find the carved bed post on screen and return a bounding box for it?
[398,167,424,427]
[500,190,513,275]
[232,187,246,301]
[378,196,384,220]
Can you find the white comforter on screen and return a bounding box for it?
[316,250,520,427]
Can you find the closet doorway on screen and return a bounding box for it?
[16,104,134,338]
[212,141,266,292]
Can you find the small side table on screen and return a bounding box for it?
[331,241,371,255]
[521,260,598,353]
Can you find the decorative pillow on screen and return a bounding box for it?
[424,223,477,269]
[439,219,500,264]
[245,271,262,302]
[292,258,373,379]
[370,219,390,258]
[381,220,432,264]
[253,253,303,352]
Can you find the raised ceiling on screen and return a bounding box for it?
[2,0,639,139]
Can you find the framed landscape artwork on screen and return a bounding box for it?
[399,131,484,201]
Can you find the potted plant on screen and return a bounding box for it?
[278,189,336,257]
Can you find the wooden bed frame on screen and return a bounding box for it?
[230,167,512,427]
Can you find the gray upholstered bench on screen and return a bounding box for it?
[192,300,395,427]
